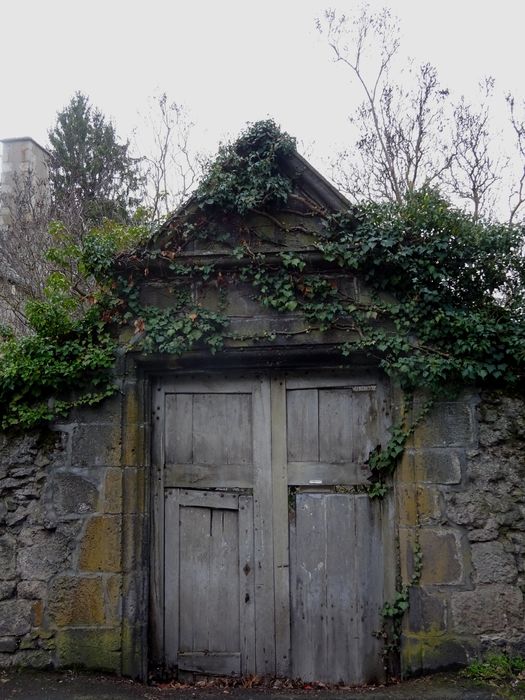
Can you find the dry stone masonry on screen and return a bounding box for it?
[0,386,143,673]
[398,391,525,671]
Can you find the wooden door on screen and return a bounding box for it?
[274,374,392,684]
[152,372,393,683]
[152,376,275,677]
[164,489,254,675]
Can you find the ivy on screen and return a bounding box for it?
[1,121,524,468]
[194,119,297,215]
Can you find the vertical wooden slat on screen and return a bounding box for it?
[325,495,356,683]
[193,393,226,465]
[165,394,193,464]
[193,393,252,465]
[291,493,328,681]
[352,392,375,464]
[252,377,276,675]
[270,377,291,676]
[208,507,240,652]
[354,495,384,684]
[318,389,353,463]
[164,489,180,667]
[286,389,319,462]
[151,381,166,663]
[178,505,211,652]
[239,495,256,674]
[290,493,385,684]
[223,394,252,465]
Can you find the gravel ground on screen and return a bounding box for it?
[0,670,506,700]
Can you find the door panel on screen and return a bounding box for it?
[164,489,254,675]
[290,494,386,684]
[154,372,393,684]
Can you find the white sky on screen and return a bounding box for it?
[1,0,524,171]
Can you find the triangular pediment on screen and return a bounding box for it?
[143,127,351,260]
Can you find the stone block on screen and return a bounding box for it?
[47,576,105,627]
[17,581,46,600]
[49,472,99,517]
[32,601,43,627]
[55,628,121,672]
[402,633,470,673]
[0,637,17,653]
[68,393,122,425]
[106,575,121,623]
[452,585,524,634]
[103,469,123,514]
[123,468,145,515]
[9,649,53,669]
[397,485,441,527]
[413,402,476,448]
[413,449,463,485]
[420,529,466,585]
[0,600,32,636]
[121,424,146,467]
[471,541,518,584]
[122,515,143,573]
[0,581,16,600]
[407,588,446,633]
[396,450,415,484]
[71,424,122,468]
[17,530,70,581]
[401,528,465,586]
[0,534,16,580]
[79,516,121,573]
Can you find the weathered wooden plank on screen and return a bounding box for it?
[222,392,253,465]
[178,489,239,510]
[164,489,180,667]
[162,377,256,394]
[287,462,366,485]
[291,493,328,681]
[239,495,256,674]
[325,495,357,683]
[208,508,240,652]
[354,495,384,684]
[177,652,241,675]
[165,464,253,489]
[352,392,377,464]
[252,378,276,675]
[291,493,385,684]
[179,505,211,652]
[151,381,166,663]
[319,389,353,463]
[285,375,377,390]
[286,388,319,462]
[270,377,291,676]
[165,393,193,464]
[193,393,252,466]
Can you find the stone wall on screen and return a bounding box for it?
[0,385,147,674]
[1,383,524,677]
[398,391,525,673]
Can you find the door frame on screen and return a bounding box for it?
[147,364,397,679]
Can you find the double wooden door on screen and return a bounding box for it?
[151,372,393,684]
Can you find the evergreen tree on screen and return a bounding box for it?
[48,92,140,227]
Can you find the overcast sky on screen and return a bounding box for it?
[1,0,524,171]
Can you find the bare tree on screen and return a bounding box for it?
[137,94,206,221]
[445,79,503,220]
[318,6,524,221]
[0,171,53,331]
[507,95,525,225]
[319,7,452,205]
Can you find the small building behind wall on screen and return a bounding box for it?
[0,137,51,332]
[0,129,524,681]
